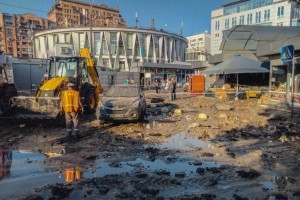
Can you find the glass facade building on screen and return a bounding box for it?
[224,0,273,16]
[211,0,299,55]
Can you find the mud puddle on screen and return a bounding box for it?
[0,150,63,199]
[158,131,210,151]
[88,156,220,177]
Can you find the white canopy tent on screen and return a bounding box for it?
[204,55,269,99]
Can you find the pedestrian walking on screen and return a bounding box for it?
[129,78,135,84]
[167,78,172,100]
[171,78,177,100]
[140,77,144,90]
[60,82,84,143]
[161,79,166,92]
[154,79,160,94]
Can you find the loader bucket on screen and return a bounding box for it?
[10,96,62,120]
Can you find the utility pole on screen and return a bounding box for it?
[90,0,94,56]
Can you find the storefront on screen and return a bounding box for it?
[133,62,193,88]
[269,58,300,107]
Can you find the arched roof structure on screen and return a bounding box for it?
[220,25,300,56]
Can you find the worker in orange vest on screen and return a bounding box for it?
[60,82,84,142]
[64,167,82,183]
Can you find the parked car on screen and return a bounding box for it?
[96,84,146,122]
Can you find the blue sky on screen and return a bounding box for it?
[0,0,229,36]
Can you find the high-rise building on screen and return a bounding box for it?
[186,33,211,61]
[211,0,300,55]
[0,13,54,57]
[48,0,126,28]
[185,33,211,73]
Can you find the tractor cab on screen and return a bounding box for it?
[48,56,89,89]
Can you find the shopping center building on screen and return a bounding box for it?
[32,27,192,85]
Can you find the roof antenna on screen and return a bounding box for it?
[150,18,155,30]
[180,21,183,35]
[135,12,138,28]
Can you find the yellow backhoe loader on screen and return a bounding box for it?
[10,45,103,121]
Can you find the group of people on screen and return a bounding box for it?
[154,78,177,100]
[123,78,135,85]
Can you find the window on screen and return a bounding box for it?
[4,15,12,21]
[223,0,273,16]
[5,22,13,26]
[255,11,261,23]
[239,15,245,25]
[118,35,125,55]
[277,6,284,19]
[79,33,85,49]
[215,20,220,31]
[232,17,237,27]
[225,19,230,29]
[154,36,159,57]
[6,29,12,34]
[264,9,270,21]
[94,32,100,55]
[127,33,133,55]
[247,13,253,24]
[294,7,300,19]
[110,32,117,55]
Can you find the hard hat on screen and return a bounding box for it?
[67,82,74,87]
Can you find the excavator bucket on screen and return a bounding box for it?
[10,96,62,120]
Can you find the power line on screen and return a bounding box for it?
[0,2,48,13]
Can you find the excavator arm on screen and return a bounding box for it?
[80,48,103,95]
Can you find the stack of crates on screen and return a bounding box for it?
[258,92,270,105]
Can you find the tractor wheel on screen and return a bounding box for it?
[0,100,5,116]
[4,85,17,103]
[84,90,96,114]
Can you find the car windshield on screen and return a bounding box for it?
[106,86,139,97]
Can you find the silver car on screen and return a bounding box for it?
[96,84,146,122]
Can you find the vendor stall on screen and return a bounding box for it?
[204,56,269,100]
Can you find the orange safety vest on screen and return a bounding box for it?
[61,89,81,113]
[64,167,82,183]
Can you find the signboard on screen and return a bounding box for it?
[145,73,151,78]
[281,45,294,62]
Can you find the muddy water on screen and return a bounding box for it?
[0,131,285,199]
[158,131,209,151]
[0,151,63,199]
[0,132,220,199]
[0,152,220,199]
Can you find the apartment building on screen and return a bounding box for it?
[185,33,211,73]
[0,13,53,57]
[186,33,211,62]
[211,0,300,55]
[48,0,126,28]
